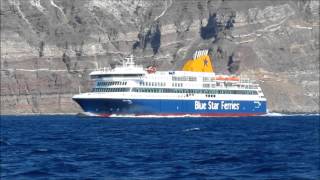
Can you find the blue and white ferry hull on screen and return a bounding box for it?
[73,97,267,117]
[72,53,268,117]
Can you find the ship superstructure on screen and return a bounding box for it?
[72,51,267,117]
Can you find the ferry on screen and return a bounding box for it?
[72,50,267,117]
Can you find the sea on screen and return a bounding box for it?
[0,115,319,180]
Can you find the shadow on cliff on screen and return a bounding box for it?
[133,21,161,55]
[200,13,219,41]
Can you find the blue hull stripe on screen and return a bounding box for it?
[73,98,267,116]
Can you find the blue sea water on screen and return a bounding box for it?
[0,115,319,180]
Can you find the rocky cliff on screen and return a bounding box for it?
[1,0,319,114]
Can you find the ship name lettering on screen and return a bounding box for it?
[208,101,219,110]
[195,101,207,110]
[221,101,240,110]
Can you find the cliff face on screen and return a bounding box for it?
[1,0,319,114]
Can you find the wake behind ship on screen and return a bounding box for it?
[72,50,267,117]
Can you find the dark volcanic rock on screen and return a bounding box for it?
[0,0,319,114]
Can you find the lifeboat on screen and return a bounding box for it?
[146,66,156,74]
[215,76,240,81]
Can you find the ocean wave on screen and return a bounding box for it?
[183,128,201,132]
[31,148,52,154]
[192,156,242,165]
[1,115,319,179]
[0,138,11,146]
[253,163,287,174]
[14,169,55,178]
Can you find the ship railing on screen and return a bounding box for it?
[95,67,112,72]
[213,84,259,90]
[209,75,258,88]
[94,65,144,74]
[208,74,257,84]
[94,55,143,72]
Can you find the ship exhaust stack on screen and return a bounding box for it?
[182,49,214,73]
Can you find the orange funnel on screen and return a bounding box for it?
[182,50,214,73]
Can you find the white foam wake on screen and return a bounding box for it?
[108,114,198,118]
[79,112,319,118]
[263,113,320,117]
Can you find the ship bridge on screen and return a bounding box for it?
[90,55,146,79]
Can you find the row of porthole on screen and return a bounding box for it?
[205,94,216,98]
[140,82,166,87]
[97,81,127,86]
[131,88,258,95]
[93,88,130,92]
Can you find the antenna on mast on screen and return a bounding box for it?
[94,61,99,70]
[124,54,135,66]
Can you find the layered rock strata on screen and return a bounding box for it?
[1,0,319,114]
